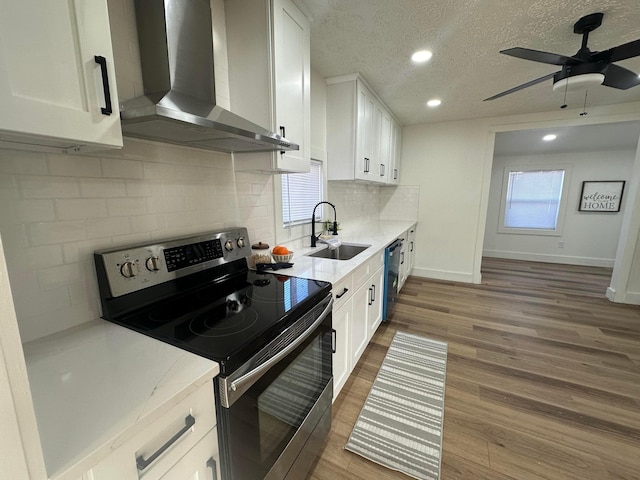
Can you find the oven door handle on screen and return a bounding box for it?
[228,296,333,395]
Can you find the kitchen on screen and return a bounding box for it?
[1,0,640,479]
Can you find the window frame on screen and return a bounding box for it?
[497,164,572,237]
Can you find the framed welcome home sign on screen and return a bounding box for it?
[579,180,625,212]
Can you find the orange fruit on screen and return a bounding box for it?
[272,245,289,255]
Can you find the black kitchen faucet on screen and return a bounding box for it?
[311,201,338,247]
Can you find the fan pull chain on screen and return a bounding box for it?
[561,79,568,109]
[580,90,589,116]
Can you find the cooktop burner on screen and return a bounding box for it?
[116,270,330,374]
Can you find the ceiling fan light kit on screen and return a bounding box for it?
[485,12,640,101]
[552,73,604,92]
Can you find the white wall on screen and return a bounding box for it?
[484,149,635,266]
[400,101,640,290]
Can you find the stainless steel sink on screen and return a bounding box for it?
[306,243,370,261]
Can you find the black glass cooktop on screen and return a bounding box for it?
[115,270,331,375]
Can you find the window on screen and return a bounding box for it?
[499,168,568,235]
[281,159,323,226]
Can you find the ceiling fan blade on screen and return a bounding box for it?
[593,38,640,63]
[603,64,640,89]
[501,47,583,66]
[484,72,556,101]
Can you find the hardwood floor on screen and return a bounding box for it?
[307,258,640,480]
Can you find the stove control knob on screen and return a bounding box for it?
[237,237,246,248]
[120,261,138,278]
[224,240,234,251]
[145,256,161,272]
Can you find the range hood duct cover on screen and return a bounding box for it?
[119,0,298,154]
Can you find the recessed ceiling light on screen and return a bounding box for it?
[411,50,433,63]
[542,134,557,141]
[426,99,442,107]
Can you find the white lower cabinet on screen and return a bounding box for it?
[84,380,217,480]
[158,428,220,480]
[367,265,384,338]
[350,281,370,369]
[332,296,352,401]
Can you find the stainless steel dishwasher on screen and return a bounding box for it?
[383,238,403,320]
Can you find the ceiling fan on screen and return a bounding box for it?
[484,12,640,101]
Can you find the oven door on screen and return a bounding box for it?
[216,294,333,480]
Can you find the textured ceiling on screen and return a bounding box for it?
[299,0,640,125]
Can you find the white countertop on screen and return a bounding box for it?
[280,220,416,283]
[21,220,414,480]
[23,320,219,480]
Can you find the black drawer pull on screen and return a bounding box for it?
[94,55,112,115]
[336,287,349,299]
[371,284,376,302]
[136,414,195,471]
[331,328,337,353]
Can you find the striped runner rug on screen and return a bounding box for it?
[345,331,448,480]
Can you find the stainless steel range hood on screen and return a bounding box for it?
[119,0,298,154]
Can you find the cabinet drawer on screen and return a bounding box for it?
[138,382,216,480]
[352,250,385,289]
[332,274,353,310]
[158,427,220,480]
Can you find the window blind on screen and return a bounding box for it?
[504,169,565,230]
[282,160,323,226]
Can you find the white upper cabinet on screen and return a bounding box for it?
[0,0,122,153]
[227,0,311,173]
[326,74,402,184]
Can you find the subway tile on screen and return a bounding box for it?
[101,158,144,178]
[11,244,64,269]
[29,221,85,246]
[0,174,19,199]
[130,214,163,234]
[47,154,102,177]
[56,199,108,220]
[107,197,147,216]
[143,161,177,179]
[0,199,55,224]
[63,239,111,264]
[80,178,127,198]
[125,178,153,197]
[20,175,80,199]
[19,303,99,343]
[37,263,83,290]
[14,286,70,318]
[0,150,48,175]
[86,217,131,239]
[147,196,186,214]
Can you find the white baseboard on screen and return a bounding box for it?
[482,250,615,268]
[606,287,616,302]
[622,292,640,305]
[411,266,475,283]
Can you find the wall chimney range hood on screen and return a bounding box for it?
[119,0,298,154]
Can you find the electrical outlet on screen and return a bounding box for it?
[558,241,565,248]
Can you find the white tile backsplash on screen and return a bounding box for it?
[0,138,276,343]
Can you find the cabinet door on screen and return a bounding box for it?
[367,266,384,339]
[272,0,310,172]
[388,119,402,185]
[351,282,370,366]
[355,83,377,182]
[332,297,352,401]
[407,226,416,274]
[159,428,220,480]
[378,110,392,182]
[0,0,122,151]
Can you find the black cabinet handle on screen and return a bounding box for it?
[331,328,337,353]
[364,158,370,173]
[410,241,414,252]
[136,415,195,471]
[280,125,286,138]
[394,168,398,179]
[371,284,376,302]
[207,457,218,480]
[94,55,112,115]
[368,287,373,305]
[401,252,405,265]
[336,287,349,299]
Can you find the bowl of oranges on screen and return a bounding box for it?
[271,245,294,263]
